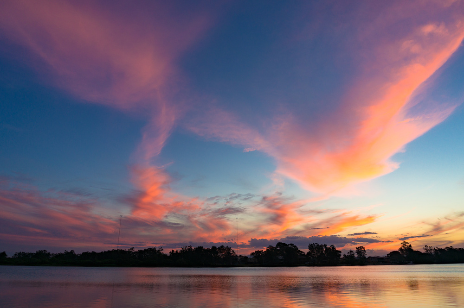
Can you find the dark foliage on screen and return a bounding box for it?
[250,242,305,266]
[1,241,463,267]
[307,243,341,266]
[169,245,238,266]
[0,246,238,267]
[386,241,464,264]
[355,246,367,265]
[342,250,356,265]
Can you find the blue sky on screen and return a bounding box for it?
[0,0,463,255]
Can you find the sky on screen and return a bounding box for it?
[1,0,464,256]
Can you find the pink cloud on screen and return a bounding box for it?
[424,212,464,237]
[316,214,378,236]
[0,0,212,224]
[0,0,209,110]
[186,3,464,194]
[0,176,381,252]
[1,1,463,250]
[0,181,117,250]
[0,176,236,250]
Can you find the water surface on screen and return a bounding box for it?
[1,264,463,307]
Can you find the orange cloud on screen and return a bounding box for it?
[426,212,464,235]
[317,214,378,236]
[253,195,313,239]
[270,16,464,192]
[129,165,174,220]
[186,3,464,194]
[0,175,383,252]
[0,176,239,251]
[0,0,213,223]
[1,1,463,250]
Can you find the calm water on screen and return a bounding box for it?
[1,264,463,307]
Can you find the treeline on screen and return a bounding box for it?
[386,241,464,264]
[0,245,238,267]
[249,241,464,266]
[0,243,372,267]
[249,242,367,266]
[1,241,463,267]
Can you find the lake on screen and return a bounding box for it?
[1,264,463,307]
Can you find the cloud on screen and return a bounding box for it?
[128,165,197,220]
[0,0,210,110]
[0,179,117,251]
[1,2,463,252]
[385,212,464,247]
[210,206,245,217]
[0,176,243,252]
[0,0,214,223]
[424,212,464,235]
[348,231,378,236]
[214,192,382,242]
[186,107,272,154]
[186,2,464,194]
[0,174,382,253]
[315,213,379,236]
[399,234,432,241]
[255,194,311,237]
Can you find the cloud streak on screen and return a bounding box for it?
[0,180,116,251]
[1,1,463,252]
[0,176,381,253]
[187,2,464,194]
[0,0,214,224]
[348,232,378,236]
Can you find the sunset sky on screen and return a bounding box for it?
[1,0,463,256]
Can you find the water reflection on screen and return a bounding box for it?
[408,279,419,290]
[1,265,464,307]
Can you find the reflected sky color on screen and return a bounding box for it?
[0,0,464,254]
[1,265,464,307]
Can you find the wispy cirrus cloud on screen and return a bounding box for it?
[348,232,378,236]
[0,0,236,250]
[313,214,379,236]
[186,2,464,194]
[1,1,463,252]
[0,0,210,110]
[380,212,464,248]
[399,234,432,241]
[0,179,117,251]
[0,175,381,253]
[0,0,214,225]
[0,177,239,252]
[423,212,464,237]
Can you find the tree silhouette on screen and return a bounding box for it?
[399,241,413,258]
[342,250,356,265]
[307,243,325,265]
[249,242,304,266]
[307,243,341,265]
[356,246,367,264]
[2,241,464,267]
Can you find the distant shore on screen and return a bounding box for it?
[2,241,463,267]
